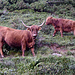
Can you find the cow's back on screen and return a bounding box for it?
[0,26,16,36]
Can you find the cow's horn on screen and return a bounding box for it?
[21,20,30,28]
[39,21,45,27]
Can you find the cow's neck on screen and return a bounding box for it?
[52,18,56,26]
[52,18,59,28]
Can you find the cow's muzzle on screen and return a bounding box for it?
[33,34,37,40]
[33,34,37,37]
[45,22,51,25]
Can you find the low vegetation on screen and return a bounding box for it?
[0,0,75,75]
[0,55,75,75]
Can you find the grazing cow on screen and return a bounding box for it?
[21,20,45,40]
[46,17,75,37]
[0,26,35,57]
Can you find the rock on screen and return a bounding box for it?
[52,53,62,57]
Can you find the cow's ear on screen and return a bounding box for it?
[27,28,31,31]
[38,27,41,30]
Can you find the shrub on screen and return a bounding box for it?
[0,0,75,14]
[30,1,46,12]
[23,0,38,4]
[7,1,30,11]
[8,0,17,4]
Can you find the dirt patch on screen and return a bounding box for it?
[49,43,75,57]
[38,41,75,56]
[50,43,68,53]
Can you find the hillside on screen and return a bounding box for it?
[0,0,75,75]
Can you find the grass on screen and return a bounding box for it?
[0,9,75,75]
[0,55,75,75]
[0,8,75,55]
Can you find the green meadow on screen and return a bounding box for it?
[0,0,75,75]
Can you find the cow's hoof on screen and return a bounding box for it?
[22,55,25,57]
[1,55,4,58]
[33,53,35,57]
[53,35,55,37]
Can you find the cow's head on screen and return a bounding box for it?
[21,20,45,40]
[45,17,53,25]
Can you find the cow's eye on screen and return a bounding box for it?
[36,29,38,31]
[32,29,33,31]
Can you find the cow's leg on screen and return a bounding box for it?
[21,44,26,57]
[31,47,35,56]
[74,28,75,36]
[22,47,26,57]
[60,27,63,37]
[53,30,57,37]
[0,41,4,57]
[21,38,26,57]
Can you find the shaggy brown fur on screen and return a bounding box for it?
[0,26,35,57]
[46,17,75,37]
[27,25,41,39]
